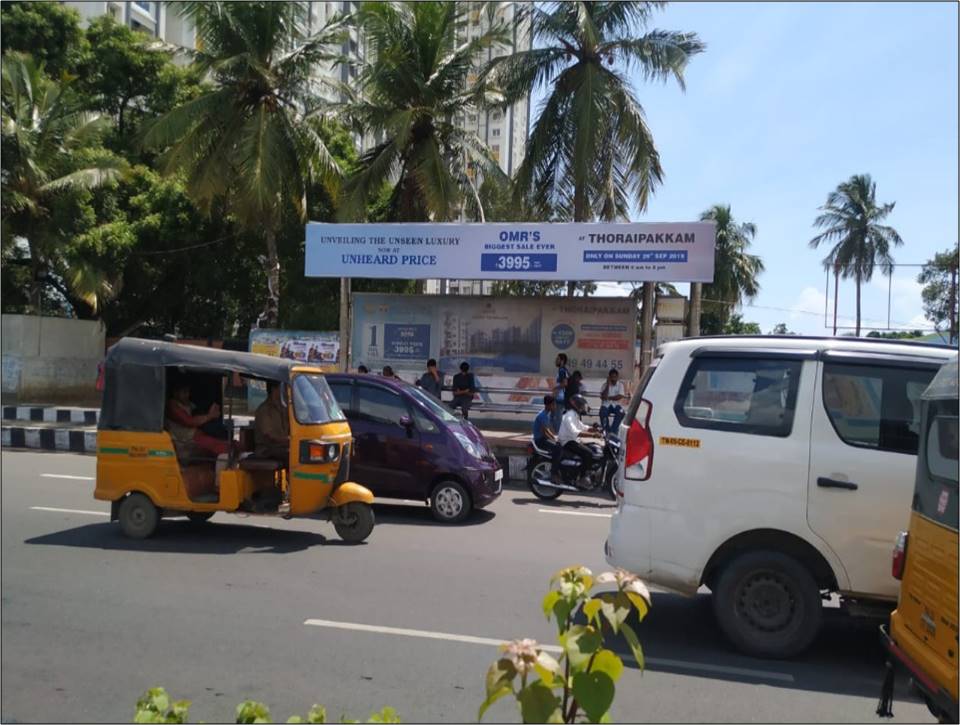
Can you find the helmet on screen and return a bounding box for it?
[570,394,589,414]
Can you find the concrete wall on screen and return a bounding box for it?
[1,315,105,403]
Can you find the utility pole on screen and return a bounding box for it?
[950,258,958,346]
[688,282,702,337]
[639,282,655,373]
[338,277,351,372]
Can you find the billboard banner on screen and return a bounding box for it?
[351,294,635,378]
[306,222,715,282]
[247,329,339,407]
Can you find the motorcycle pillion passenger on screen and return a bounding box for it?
[533,395,558,452]
[553,393,601,482]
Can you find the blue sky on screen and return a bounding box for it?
[579,1,959,335]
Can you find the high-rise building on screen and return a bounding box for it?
[63,1,197,51]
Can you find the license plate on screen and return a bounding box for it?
[494,469,503,482]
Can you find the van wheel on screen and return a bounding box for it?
[431,480,472,523]
[333,502,374,543]
[118,493,159,539]
[187,512,214,523]
[712,550,822,658]
[528,461,561,500]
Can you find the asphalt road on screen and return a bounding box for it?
[0,450,933,724]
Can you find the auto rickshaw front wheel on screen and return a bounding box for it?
[333,502,374,543]
[118,493,159,539]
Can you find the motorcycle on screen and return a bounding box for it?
[527,430,621,500]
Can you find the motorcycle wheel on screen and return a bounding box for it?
[528,460,562,500]
[603,462,618,500]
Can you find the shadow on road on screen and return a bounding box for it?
[603,590,924,707]
[23,519,351,554]
[371,502,496,527]
[510,495,615,510]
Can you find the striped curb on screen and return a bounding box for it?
[1,426,97,453]
[2,406,99,424]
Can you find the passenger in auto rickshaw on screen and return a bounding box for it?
[165,382,230,458]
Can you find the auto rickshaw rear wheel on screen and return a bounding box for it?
[333,502,374,543]
[118,493,159,539]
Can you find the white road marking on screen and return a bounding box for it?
[302,618,795,683]
[41,474,94,481]
[537,508,612,518]
[30,506,108,517]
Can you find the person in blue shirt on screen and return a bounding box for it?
[533,395,558,452]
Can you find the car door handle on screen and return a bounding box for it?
[817,477,858,491]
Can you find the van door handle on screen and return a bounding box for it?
[817,477,858,491]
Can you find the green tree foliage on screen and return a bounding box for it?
[0,1,87,77]
[722,314,761,335]
[917,247,959,345]
[143,1,345,328]
[866,330,925,340]
[809,174,902,337]
[769,323,795,335]
[339,1,509,225]
[1,52,127,315]
[77,17,204,150]
[485,2,703,224]
[699,204,764,331]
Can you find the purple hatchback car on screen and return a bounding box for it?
[325,374,503,522]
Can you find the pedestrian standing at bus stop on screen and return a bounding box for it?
[552,353,569,430]
[417,358,444,400]
[451,362,477,419]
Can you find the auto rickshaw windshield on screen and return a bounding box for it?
[292,373,346,424]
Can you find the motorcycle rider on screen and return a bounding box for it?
[552,393,601,482]
[533,395,558,453]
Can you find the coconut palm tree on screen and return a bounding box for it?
[338,1,509,225]
[142,1,345,328]
[484,2,704,235]
[1,52,126,313]
[809,174,902,336]
[699,204,764,330]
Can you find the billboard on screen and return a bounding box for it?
[306,222,715,282]
[247,329,339,407]
[352,294,635,378]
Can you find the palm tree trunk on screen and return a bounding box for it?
[569,185,589,297]
[339,277,351,372]
[260,227,280,329]
[832,267,839,336]
[855,274,862,337]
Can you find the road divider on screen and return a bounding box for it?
[537,508,612,518]
[30,506,108,516]
[302,618,795,683]
[41,474,94,481]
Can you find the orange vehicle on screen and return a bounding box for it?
[94,338,374,543]
[879,357,958,723]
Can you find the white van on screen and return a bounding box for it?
[605,335,957,658]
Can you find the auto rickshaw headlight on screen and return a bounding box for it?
[300,440,340,464]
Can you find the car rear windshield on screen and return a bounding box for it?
[914,398,959,531]
[292,374,346,425]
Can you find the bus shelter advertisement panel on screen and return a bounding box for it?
[306,222,715,282]
[248,329,339,407]
[351,294,634,378]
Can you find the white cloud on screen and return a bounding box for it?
[790,287,828,321]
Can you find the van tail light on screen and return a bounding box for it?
[526,443,533,455]
[624,399,654,483]
[892,531,909,580]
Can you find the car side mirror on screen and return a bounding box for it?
[399,414,413,428]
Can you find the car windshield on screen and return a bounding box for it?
[292,374,346,424]
[407,384,458,423]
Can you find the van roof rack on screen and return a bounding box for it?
[687,334,955,351]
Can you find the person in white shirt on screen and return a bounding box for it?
[553,394,601,481]
[599,368,626,435]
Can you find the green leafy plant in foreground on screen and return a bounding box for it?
[134,688,398,724]
[480,567,650,724]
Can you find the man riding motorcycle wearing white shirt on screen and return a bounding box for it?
[552,394,601,482]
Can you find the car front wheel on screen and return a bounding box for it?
[430,480,472,523]
[712,550,822,658]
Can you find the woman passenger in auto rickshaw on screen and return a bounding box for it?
[165,383,230,458]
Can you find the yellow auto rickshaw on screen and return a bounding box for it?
[879,355,958,723]
[94,338,375,543]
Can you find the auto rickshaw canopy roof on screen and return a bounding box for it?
[923,355,959,400]
[99,337,306,432]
